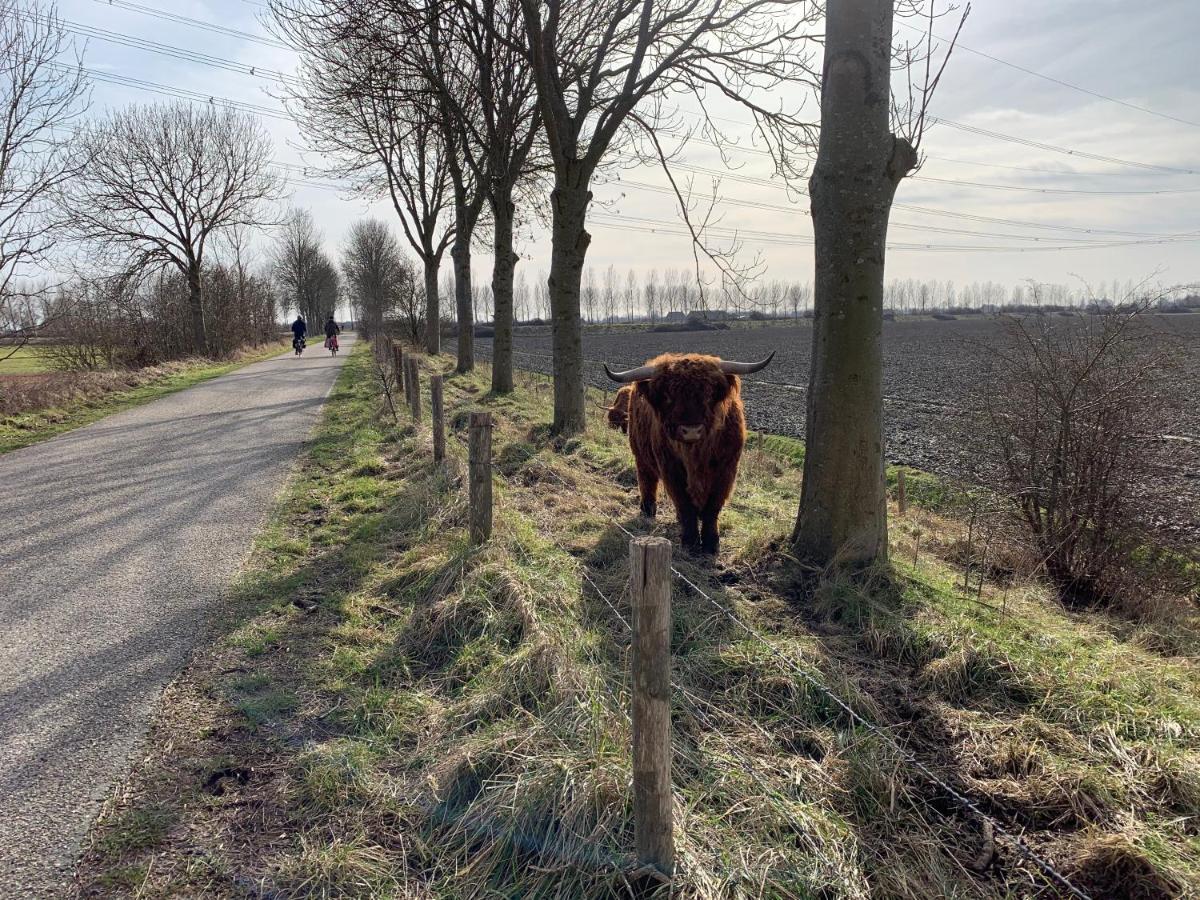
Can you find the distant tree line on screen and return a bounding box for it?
[437,266,1198,326]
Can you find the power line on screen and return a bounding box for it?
[90,0,288,49]
[68,13,1200,197]
[50,16,299,86]
[614,179,1197,243]
[921,154,1177,178]
[672,109,1200,178]
[63,64,293,122]
[896,18,1200,130]
[912,175,1200,196]
[931,118,1200,176]
[657,125,1200,191]
[588,213,1200,254]
[66,37,1199,250]
[641,161,1198,238]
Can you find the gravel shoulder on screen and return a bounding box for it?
[0,339,351,898]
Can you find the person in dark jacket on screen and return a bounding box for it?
[291,315,306,353]
[323,315,341,353]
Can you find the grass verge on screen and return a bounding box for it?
[0,344,56,374]
[76,343,1199,898]
[0,341,289,455]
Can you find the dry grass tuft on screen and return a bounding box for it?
[1067,831,1184,900]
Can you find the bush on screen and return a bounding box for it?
[971,306,1178,605]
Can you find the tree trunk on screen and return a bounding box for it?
[186,262,208,356]
[490,187,517,394]
[423,258,440,354]
[546,171,591,434]
[792,0,915,569]
[452,237,473,374]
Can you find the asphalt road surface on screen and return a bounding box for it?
[0,338,351,897]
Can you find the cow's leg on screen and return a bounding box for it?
[699,501,720,555]
[636,462,659,519]
[677,502,701,551]
[700,467,738,555]
[657,459,701,550]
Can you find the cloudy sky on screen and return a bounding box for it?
[54,0,1200,297]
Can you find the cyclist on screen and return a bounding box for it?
[323,315,341,354]
[291,315,307,355]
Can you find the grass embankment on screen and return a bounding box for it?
[0,341,288,455]
[77,343,1199,898]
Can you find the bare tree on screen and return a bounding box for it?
[341,218,414,340]
[270,4,453,355]
[426,0,546,389]
[0,0,87,357]
[273,209,339,328]
[602,263,618,327]
[65,102,280,355]
[644,268,660,323]
[792,1,964,568]
[220,225,277,346]
[518,0,818,432]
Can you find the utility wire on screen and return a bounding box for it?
[895,18,1200,130]
[50,16,300,86]
[931,118,1200,175]
[90,0,288,49]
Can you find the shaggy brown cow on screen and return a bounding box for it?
[605,351,774,554]
[605,385,634,433]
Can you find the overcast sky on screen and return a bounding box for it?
[56,0,1200,297]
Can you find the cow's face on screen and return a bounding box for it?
[637,359,734,444]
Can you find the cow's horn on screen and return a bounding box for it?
[604,362,658,383]
[719,351,776,375]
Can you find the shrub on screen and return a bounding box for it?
[971,306,1178,605]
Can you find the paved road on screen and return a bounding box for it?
[0,338,351,897]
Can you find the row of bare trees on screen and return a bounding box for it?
[0,0,87,360]
[266,0,958,572]
[1,1,290,367]
[268,0,816,417]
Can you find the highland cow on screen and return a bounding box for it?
[605,351,774,554]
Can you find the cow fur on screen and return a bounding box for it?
[606,385,634,433]
[625,353,747,554]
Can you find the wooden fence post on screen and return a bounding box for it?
[431,375,445,463]
[897,468,907,516]
[468,412,492,544]
[630,536,674,878]
[393,343,403,392]
[408,357,422,420]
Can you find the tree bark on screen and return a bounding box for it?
[452,236,473,374]
[546,171,591,434]
[792,0,915,568]
[423,257,440,354]
[185,262,208,356]
[490,187,517,394]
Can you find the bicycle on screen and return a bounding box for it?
[325,335,339,356]
[293,336,306,356]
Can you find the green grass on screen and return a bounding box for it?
[76,344,1200,899]
[0,344,55,374]
[0,341,288,455]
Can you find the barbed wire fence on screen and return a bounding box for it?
[370,337,1094,899]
